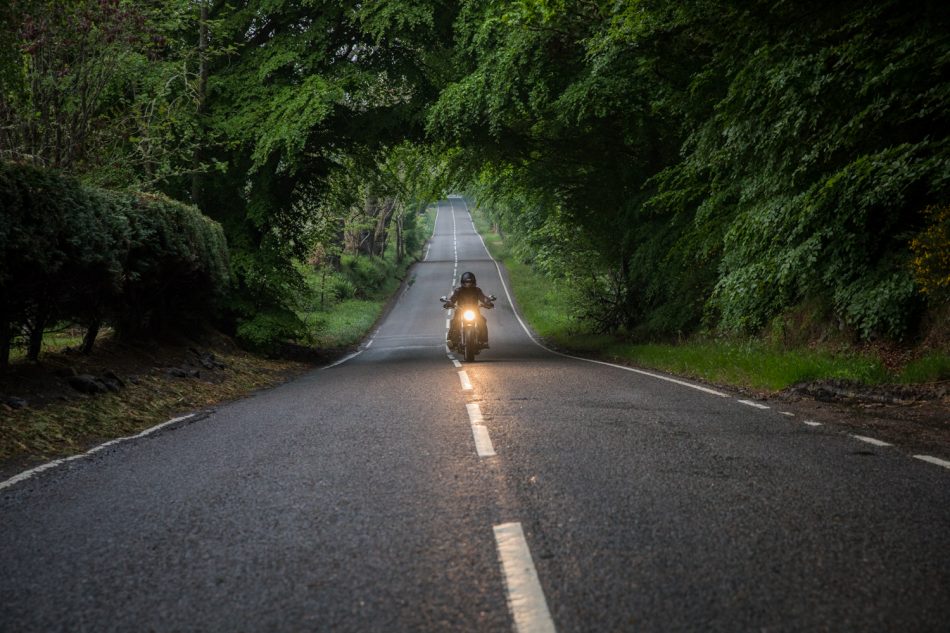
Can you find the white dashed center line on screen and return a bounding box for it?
[493,522,557,633]
[459,371,473,391]
[465,403,494,456]
[466,402,483,424]
[471,425,496,457]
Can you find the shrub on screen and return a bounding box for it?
[339,253,391,298]
[0,162,229,366]
[331,277,357,301]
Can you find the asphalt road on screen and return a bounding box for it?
[2,198,949,632]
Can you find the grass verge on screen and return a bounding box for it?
[471,207,948,392]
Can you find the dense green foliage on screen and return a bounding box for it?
[475,205,950,388]
[3,0,947,356]
[1,0,452,351]
[0,162,229,365]
[430,0,950,344]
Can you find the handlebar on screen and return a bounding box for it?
[440,294,497,309]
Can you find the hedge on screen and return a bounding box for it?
[0,162,230,366]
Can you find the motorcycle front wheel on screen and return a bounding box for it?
[463,328,476,362]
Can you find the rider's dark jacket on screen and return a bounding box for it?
[448,285,492,308]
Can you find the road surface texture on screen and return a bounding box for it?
[2,199,949,632]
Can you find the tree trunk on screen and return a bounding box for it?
[395,206,404,262]
[0,319,10,370]
[27,318,45,362]
[373,198,396,257]
[81,318,101,354]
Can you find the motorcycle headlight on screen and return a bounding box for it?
[463,309,476,322]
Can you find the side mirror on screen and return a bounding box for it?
[439,296,447,302]
[488,295,497,302]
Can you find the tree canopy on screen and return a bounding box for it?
[2,0,947,348]
[428,0,950,341]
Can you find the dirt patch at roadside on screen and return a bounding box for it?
[771,379,950,458]
[0,333,331,480]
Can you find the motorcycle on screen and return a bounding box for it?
[440,294,496,362]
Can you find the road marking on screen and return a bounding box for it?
[913,455,950,470]
[446,319,451,329]
[459,371,473,390]
[780,411,795,416]
[325,350,363,369]
[851,435,892,447]
[465,403,494,456]
[466,402,484,424]
[472,425,496,456]
[493,522,556,633]
[803,420,823,427]
[452,359,462,368]
[738,399,770,410]
[0,413,197,491]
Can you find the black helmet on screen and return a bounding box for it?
[460,272,476,287]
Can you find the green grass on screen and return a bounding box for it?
[607,341,889,391]
[8,327,100,362]
[898,352,950,383]
[470,206,941,392]
[307,299,384,348]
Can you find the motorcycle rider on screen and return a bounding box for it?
[445,271,493,350]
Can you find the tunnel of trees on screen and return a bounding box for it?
[1,0,947,364]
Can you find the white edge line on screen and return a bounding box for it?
[324,350,363,369]
[738,399,770,409]
[913,455,950,470]
[851,435,892,447]
[493,522,557,633]
[461,200,728,399]
[0,413,198,492]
